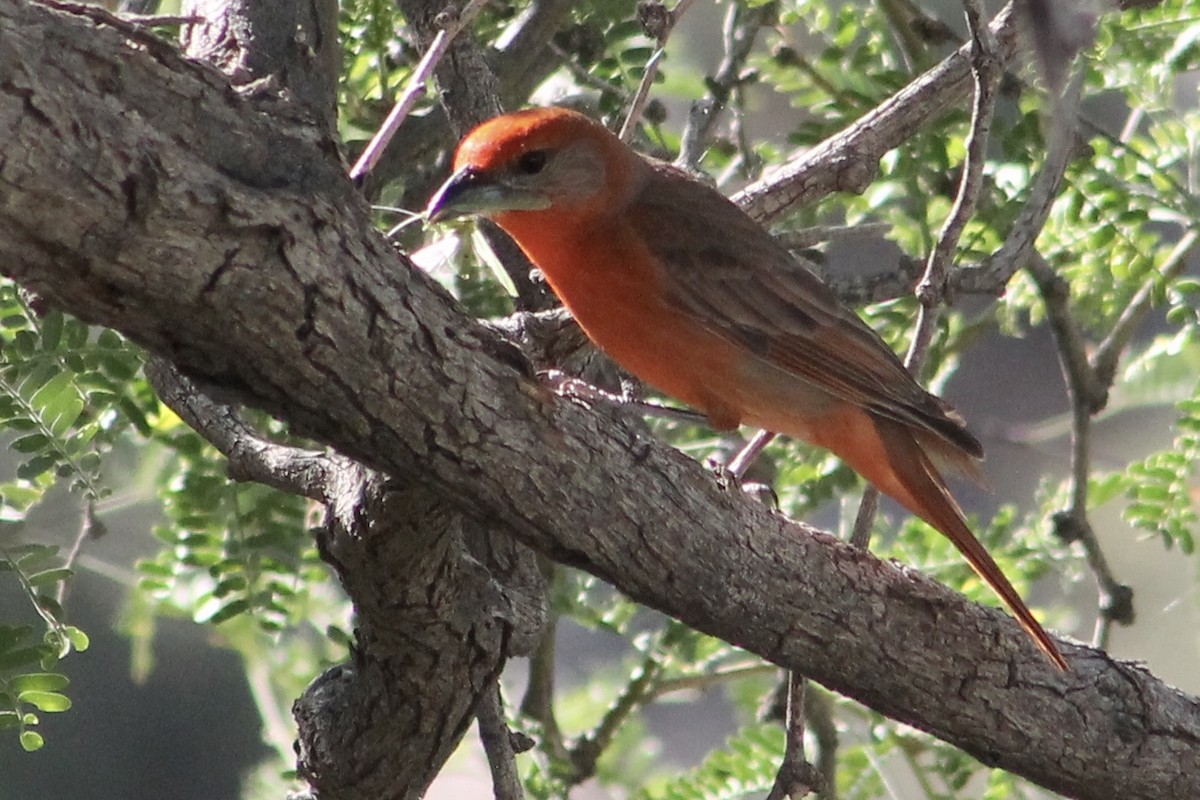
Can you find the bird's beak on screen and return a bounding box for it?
[424,166,550,223]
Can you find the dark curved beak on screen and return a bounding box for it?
[425,166,504,223]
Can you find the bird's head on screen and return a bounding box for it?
[425,107,639,225]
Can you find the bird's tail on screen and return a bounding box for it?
[872,418,1069,671]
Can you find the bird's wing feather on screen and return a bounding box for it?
[630,160,982,460]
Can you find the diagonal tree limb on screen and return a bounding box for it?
[4,3,1200,799]
[731,2,1021,224]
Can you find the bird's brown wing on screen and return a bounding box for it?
[630,160,982,461]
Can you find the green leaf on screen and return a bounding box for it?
[16,454,57,481]
[207,599,250,625]
[26,567,74,587]
[8,673,69,693]
[39,312,63,350]
[19,729,45,752]
[29,370,74,414]
[9,433,49,453]
[17,690,71,713]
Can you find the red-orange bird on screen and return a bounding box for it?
[426,107,1068,671]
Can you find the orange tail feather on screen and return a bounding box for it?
[871,418,1069,671]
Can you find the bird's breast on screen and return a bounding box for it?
[496,213,749,426]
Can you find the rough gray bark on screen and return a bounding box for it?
[167,2,545,797]
[3,3,1200,800]
[180,0,340,129]
[146,357,546,800]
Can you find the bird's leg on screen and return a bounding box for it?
[726,429,777,479]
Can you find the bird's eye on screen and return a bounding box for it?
[516,150,549,175]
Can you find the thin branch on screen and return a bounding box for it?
[144,358,339,504]
[1026,252,1107,412]
[1091,229,1200,387]
[676,2,772,169]
[1026,252,1133,647]
[54,500,100,606]
[548,42,624,94]
[541,370,710,427]
[804,687,839,800]
[778,222,893,251]
[478,682,525,800]
[491,0,574,106]
[853,0,1000,548]
[119,13,201,26]
[732,2,1021,224]
[907,0,999,370]
[648,661,778,699]
[618,0,696,142]
[849,489,880,549]
[349,0,490,180]
[518,558,568,759]
[955,68,1086,294]
[876,0,943,72]
[567,623,680,783]
[765,672,821,800]
[728,430,776,479]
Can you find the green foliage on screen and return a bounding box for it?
[136,427,323,632]
[0,545,88,752]
[0,284,149,520]
[1120,373,1200,553]
[639,723,783,800]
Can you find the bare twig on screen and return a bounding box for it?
[852,0,1000,548]
[826,257,927,310]
[955,68,1086,294]
[733,2,1021,224]
[778,222,893,251]
[1091,229,1200,387]
[478,682,525,800]
[548,42,624,94]
[619,0,696,142]
[1026,252,1134,647]
[491,0,575,105]
[676,2,772,169]
[849,488,880,549]
[542,370,710,427]
[728,429,777,479]
[804,686,839,800]
[765,672,821,800]
[567,622,681,783]
[1026,252,1107,412]
[350,0,490,180]
[876,0,946,72]
[120,13,201,26]
[55,500,101,606]
[145,358,340,503]
[648,661,778,699]
[907,0,999,370]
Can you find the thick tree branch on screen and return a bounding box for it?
[181,0,339,130]
[4,4,1200,799]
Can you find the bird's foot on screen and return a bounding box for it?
[708,459,780,508]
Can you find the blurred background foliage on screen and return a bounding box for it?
[4,0,1200,798]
